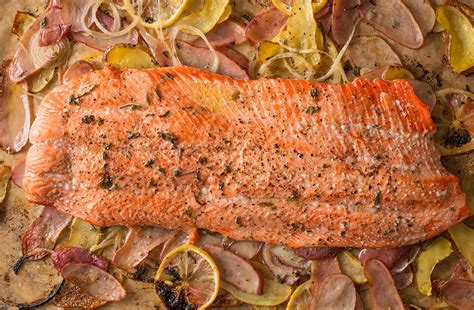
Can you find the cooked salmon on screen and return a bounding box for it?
[23,66,469,248]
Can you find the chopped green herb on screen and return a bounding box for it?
[223,165,232,174]
[235,216,243,226]
[310,88,318,100]
[322,163,330,168]
[231,91,240,101]
[373,191,382,206]
[100,173,114,190]
[259,202,276,210]
[159,110,171,118]
[158,132,177,144]
[40,17,47,28]
[68,85,97,106]
[144,159,155,168]
[124,151,132,158]
[105,143,112,150]
[305,105,321,115]
[153,88,161,101]
[165,72,175,79]
[185,207,193,217]
[158,167,166,175]
[102,152,108,160]
[119,103,143,110]
[372,124,381,129]
[289,190,300,201]
[81,115,95,124]
[97,117,105,125]
[127,132,141,139]
[172,167,182,177]
[197,156,207,164]
[218,181,224,190]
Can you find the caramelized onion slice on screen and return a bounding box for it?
[21,206,71,260]
[270,245,310,269]
[112,226,175,269]
[312,274,357,310]
[364,259,404,310]
[205,245,263,295]
[11,155,25,188]
[52,247,108,271]
[440,279,474,309]
[359,0,424,49]
[60,263,126,301]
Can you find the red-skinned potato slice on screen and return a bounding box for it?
[192,19,246,48]
[22,206,71,260]
[11,155,26,188]
[312,274,357,310]
[392,267,414,289]
[63,60,94,83]
[348,36,402,70]
[294,247,341,260]
[245,8,288,44]
[359,0,424,49]
[440,279,474,309]
[156,41,249,79]
[1,61,31,154]
[159,231,189,261]
[332,0,361,45]
[364,259,404,310]
[197,232,261,259]
[218,47,250,71]
[270,245,310,269]
[112,226,175,269]
[359,246,411,270]
[60,263,126,301]
[71,30,139,52]
[401,0,436,37]
[262,243,299,285]
[205,245,264,295]
[309,257,341,296]
[52,247,108,271]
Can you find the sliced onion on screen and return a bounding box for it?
[60,263,126,301]
[205,245,263,295]
[262,243,299,285]
[392,267,414,289]
[11,155,26,188]
[270,245,310,269]
[312,274,357,310]
[29,31,71,69]
[21,206,71,260]
[364,259,404,310]
[218,47,250,70]
[38,24,71,47]
[294,247,341,260]
[0,73,31,154]
[391,246,420,273]
[112,226,175,269]
[332,0,361,45]
[228,241,262,260]
[191,19,246,48]
[71,30,139,51]
[52,247,109,271]
[245,8,288,44]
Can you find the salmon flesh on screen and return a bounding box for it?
[23,66,469,248]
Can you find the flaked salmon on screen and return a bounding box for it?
[23,66,469,248]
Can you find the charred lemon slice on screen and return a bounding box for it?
[286,280,312,310]
[155,244,220,309]
[432,88,474,156]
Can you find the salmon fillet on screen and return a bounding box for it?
[23,66,469,248]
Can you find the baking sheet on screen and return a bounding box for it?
[0,0,473,308]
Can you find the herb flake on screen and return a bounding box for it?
[305,105,321,115]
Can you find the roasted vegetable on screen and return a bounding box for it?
[104,44,157,69]
[11,11,35,37]
[312,274,357,309]
[123,0,189,28]
[348,36,401,71]
[61,217,101,249]
[415,237,453,296]
[436,5,474,73]
[27,67,55,93]
[286,280,312,310]
[364,259,404,310]
[0,165,11,205]
[176,0,230,33]
[338,250,367,284]
[449,222,474,267]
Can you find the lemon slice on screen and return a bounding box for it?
[155,244,220,309]
[432,88,474,156]
[286,280,313,310]
[123,0,189,29]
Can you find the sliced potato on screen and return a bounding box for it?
[217,4,232,24]
[0,165,11,205]
[176,0,230,33]
[436,5,474,73]
[415,237,453,296]
[104,44,157,69]
[338,250,368,284]
[449,222,474,267]
[27,67,55,93]
[257,41,282,62]
[221,279,292,307]
[11,11,35,38]
[61,217,101,249]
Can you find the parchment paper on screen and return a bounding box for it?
[0,0,472,309]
